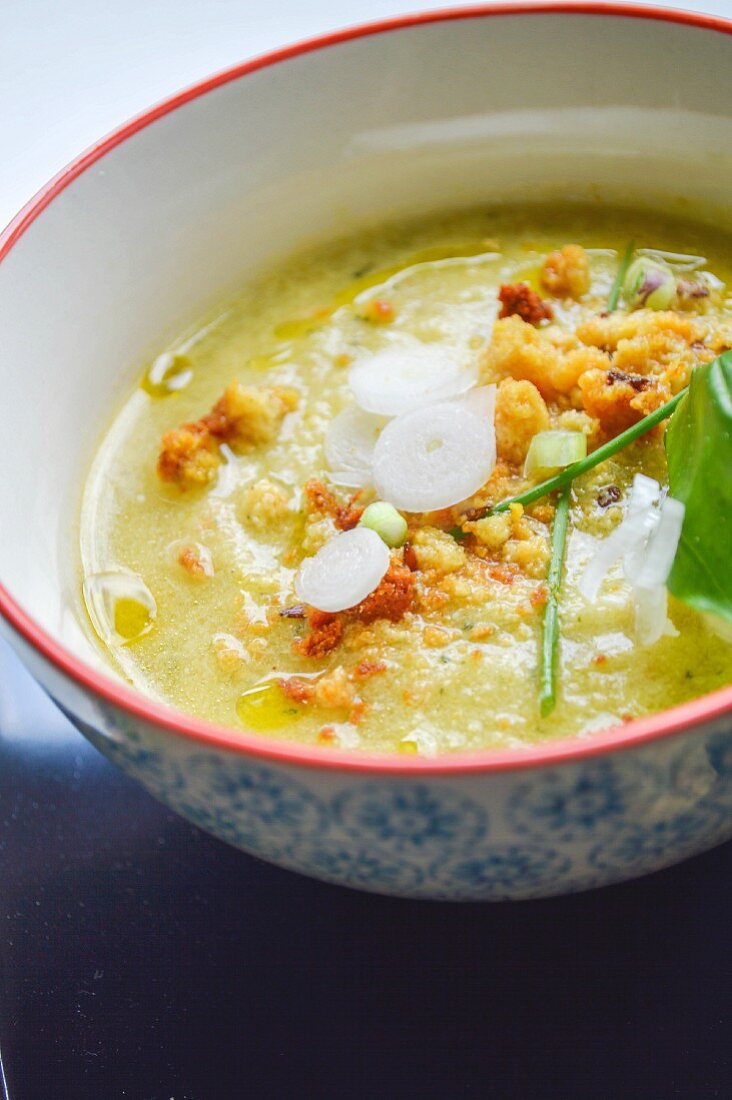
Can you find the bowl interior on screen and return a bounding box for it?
[1,7,731,683]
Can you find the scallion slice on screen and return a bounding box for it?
[524,430,587,479]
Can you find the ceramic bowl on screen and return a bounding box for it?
[1,4,732,899]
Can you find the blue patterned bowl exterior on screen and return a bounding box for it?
[56,694,732,900]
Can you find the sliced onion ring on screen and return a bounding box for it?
[348,344,478,417]
[324,404,384,484]
[372,387,496,512]
[295,527,390,613]
[326,469,374,489]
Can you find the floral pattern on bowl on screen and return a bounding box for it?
[57,696,732,901]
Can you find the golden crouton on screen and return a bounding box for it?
[481,316,608,401]
[577,368,671,436]
[157,426,221,487]
[312,666,357,710]
[501,532,550,579]
[469,512,512,552]
[241,478,291,530]
[157,379,298,489]
[209,381,299,451]
[575,309,704,352]
[551,408,601,447]
[410,526,466,575]
[540,244,591,299]
[467,503,549,579]
[494,378,550,465]
[301,514,337,556]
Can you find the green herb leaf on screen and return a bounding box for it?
[539,484,571,717]
[665,351,732,625]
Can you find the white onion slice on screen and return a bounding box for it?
[372,387,496,512]
[579,475,662,602]
[579,473,685,646]
[348,344,478,416]
[459,384,496,422]
[625,495,685,589]
[634,585,669,647]
[295,527,390,613]
[326,469,374,489]
[324,404,384,484]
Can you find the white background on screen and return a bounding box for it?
[2,0,732,230]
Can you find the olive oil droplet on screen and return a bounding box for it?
[236,683,303,731]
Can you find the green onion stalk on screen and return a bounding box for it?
[539,485,571,717]
[535,242,636,715]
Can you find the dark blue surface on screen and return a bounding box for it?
[2,636,732,1099]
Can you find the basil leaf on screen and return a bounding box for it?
[666,351,732,624]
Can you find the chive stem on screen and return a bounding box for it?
[606,239,635,312]
[485,387,686,517]
[539,484,571,717]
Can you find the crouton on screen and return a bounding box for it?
[303,479,364,531]
[157,425,221,487]
[410,526,466,575]
[577,368,671,435]
[575,308,704,352]
[494,378,550,465]
[540,244,590,298]
[206,381,299,450]
[312,666,357,709]
[157,380,298,488]
[241,478,291,530]
[469,511,512,552]
[481,316,609,401]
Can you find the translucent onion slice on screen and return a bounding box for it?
[634,585,669,647]
[524,430,587,478]
[624,495,685,589]
[327,469,374,489]
[372,387,496,512]
[295,527,390,613]
[324,404,384,484]
[348,344,478,416]
[83,571,157,646]
[579,475,662,602]
[460,384,496,421]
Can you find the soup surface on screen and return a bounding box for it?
[81,205,732,754]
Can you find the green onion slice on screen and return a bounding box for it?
[524,430,587,479]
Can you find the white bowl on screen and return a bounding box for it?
[1,4,732,899]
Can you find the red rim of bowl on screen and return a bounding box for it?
[1,2,731,775]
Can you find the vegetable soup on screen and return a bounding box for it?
[80,205,732,754]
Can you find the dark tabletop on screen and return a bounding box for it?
[1,637,731,1100]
